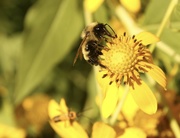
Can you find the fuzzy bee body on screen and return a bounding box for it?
[83,40,103,66]
[73,22,117,67]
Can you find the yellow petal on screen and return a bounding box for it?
[135,32,159,45]
[48,99,88,138]
[49,121,88,138]
[118,127,146,138]
[48,99,61,119]
[121,89,139,123]
[92,122,116,138]
[96,70,111,107]
[59,98,68,113]
[120,0,141,13]
[84,0,104,13]
[48,99,70,127]
[101,83,119,119]
[97,70,110,92]
[147,64,167,89]
[130,81,157,114]
[0,124,26,138]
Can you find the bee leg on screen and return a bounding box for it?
[99,63,106,69]
[97,43,110,50]
[87,60,96,66]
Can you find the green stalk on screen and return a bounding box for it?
[149,0,178,52]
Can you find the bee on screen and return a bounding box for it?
[52,110,77,124]
[73,22,117,67]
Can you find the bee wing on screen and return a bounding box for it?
[73,37,87,66]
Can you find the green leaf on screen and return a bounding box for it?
[171,2,180,21]
[86,69,99,118]
[0,34,22,79]
[141,0,171,25]
[94,3,109,23]
[14,0,83,104]
[161,28,180,54]
[0,99,15,126]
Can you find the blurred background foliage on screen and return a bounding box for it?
[0,0,180,137]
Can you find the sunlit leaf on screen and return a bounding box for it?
[14,0,83,104]
[142,0,170,25]
[161,28,180,55]
[170,1,180,22]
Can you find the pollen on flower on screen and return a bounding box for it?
[99,32,157,89]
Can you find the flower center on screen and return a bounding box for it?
[99,33,154,88]
[101,40,137,75]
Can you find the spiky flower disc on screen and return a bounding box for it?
[99,32,166,89]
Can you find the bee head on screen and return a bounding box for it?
[93,23,116,39]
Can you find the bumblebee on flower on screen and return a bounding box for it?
[99,31,166,90]
[96,30,167,117]
[73,22,166,117]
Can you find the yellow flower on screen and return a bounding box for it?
[92,122,116,138]
[120,0,141,13]
[97,32,166,117]
[0,124,26,138]
[48,99,88,138]
[84,0,104,13]
[118,127,146,138]
[49,99,117,138]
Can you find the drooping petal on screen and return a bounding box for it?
[0,124,26,138]
[96,70,110,93]
[101,83,119,119]
[96,70,110,107]
[120,89,139,123]
[84,0,104,13]
[120,0,141,13]
[135,32,159,45]
[48,99,88,138]
[147,64,167,89]
[48,99,71,127]
[59,98,68,113]
[118,127,146,138]
[92,122,116,138]
[48,99,61,119]
[49,121,88,138]
[130,81,157,115]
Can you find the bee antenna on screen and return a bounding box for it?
[76,107,92,117]
[77,113,93,125]
[104,23,117,38]
[80,114,92,121]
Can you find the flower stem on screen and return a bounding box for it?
[109,85,129,125]
[83,2,93,25]
[115,5,142,35]
[149,0,178,52]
